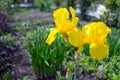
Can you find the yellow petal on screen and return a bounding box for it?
[77,46,83,53]
[59,20,72,37]
[90,43,109,60]
[46,28,58,45]
[70,7,79,28]
[53,8,69,30]
[53,7,79,37]
[68,29,85,52]
[82,22,111,44]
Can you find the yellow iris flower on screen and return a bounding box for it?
[46,7,78,45]
[46,6,111,60]
[67,22,111,60]
[82,22,111,60]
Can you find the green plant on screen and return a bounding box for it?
[0,33,16,45]
[13,21,29,31]
[25,27,67,79]
[103,56,120,79]
[0,0,13,15]
[82,43,90,56]
[100,0,120,28]
[78,54,120,79]
[2,73,14,80]
[56,71,65,80]
[34,0,53,11]
[107,28,120,56]
[34,19,42,26]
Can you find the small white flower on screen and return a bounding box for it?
[96,4,107,19]
[97,4,107,13]
[88,4,107,19]
[75,8,81,14]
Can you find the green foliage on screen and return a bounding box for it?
[108,28,120,56]
[102,56,120,79]
[34,0,78,10]
[80,55,98,73]
[34,19,42,26]
[34,0,53,11]
[2,73,14,80]
[0,34,16,46]
[79,55,120,79]
[82,43,90,56]
[104,0,120,11]
[25,27,67,78]
[22,76,28,80]
[79,0,95,20]
[0,0,13,15]
[101,0,120,28]
[13,21,30,31]
[13,0,24,3]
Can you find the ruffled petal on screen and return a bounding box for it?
[90,43,109,60]
[70,7,79,28]
[68,29,85,52]
[53,7,79,37]
[46,28,58,45]
[53,8,69,30]
[82,22,111,44]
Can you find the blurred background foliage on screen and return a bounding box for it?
[0,0,117,28]
[103,0,120,28]
[0,0,13,15]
